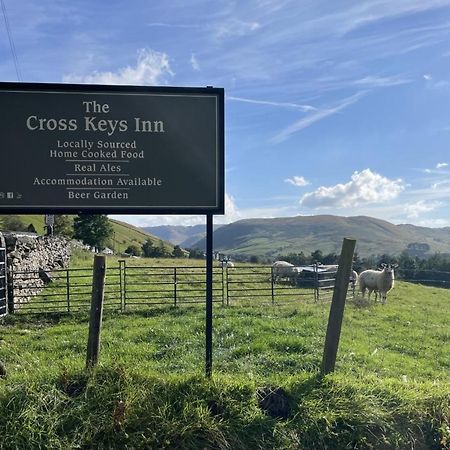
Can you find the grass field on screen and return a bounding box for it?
[0,255,449,448]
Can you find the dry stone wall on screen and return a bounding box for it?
[1,232,71,311]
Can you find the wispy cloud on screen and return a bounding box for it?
[147,22,199,29]
[214,19,261,39]
[272,91,366,143]
[227,96,316,112]
[63,48,173,85]
[284,176,310,187]
[353,75,411,87]
[436,162,448,169]
[190,53,200,71]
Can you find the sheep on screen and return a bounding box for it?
[221,260,235,269]
[272,261,301,283]
[359,264,398,304]
[350,270,359,290]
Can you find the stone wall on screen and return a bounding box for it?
[1,232,71,311]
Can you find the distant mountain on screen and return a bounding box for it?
[143,224,223,248]
[192,215,450,258]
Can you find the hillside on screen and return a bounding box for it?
[0,215,46,234]
[110,219,173,254]
[143,224,223,248]
[193,215,450,258]
[0,215,172,254]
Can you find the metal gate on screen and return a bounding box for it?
[0,233,7,316]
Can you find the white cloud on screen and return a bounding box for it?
[63,48,173,85]
[284,176,310,187]
[416,218,450,228]
[300,168,404,209]
[423,74,432,80]
[436,162,448,169]
[190,53,200,71]
[403,200,442,218]
[272,91,366,143]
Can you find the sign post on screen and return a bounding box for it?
[206,214,213,377]
[0,82,225,376]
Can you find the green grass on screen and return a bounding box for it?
[1,255,450,448]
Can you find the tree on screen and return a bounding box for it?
[188,248,204,259]
[73,215,113,252]
[141,239,155,257]
[310,250,323,263]
[54,215,74,238]
[125,244,141,256]
[154,240,170,258]
[172,245,185,258]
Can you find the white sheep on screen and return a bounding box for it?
[350,269,359,290]
[359,264,397,304]
[272,261,301,283]
[221,260,235,269]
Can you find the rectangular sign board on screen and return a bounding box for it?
[0,82,224,214]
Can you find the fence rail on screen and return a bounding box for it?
[5,262,450,315]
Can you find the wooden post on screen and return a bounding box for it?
[86,255,106,369]
[271,266,275,305]
[321,238,356,375]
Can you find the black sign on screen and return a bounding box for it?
[0,82,224,214]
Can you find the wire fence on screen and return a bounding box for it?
[5,261,450,315]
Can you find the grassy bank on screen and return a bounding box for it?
[1,253,449,448]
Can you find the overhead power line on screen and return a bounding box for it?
[1,0,22,81]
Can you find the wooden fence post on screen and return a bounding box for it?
[321,237,356,375]
[86,255,106,369]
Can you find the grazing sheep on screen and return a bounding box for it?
[221,260,235,269]
[272,261,301,283]
[359,264,398,304]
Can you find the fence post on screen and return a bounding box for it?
[7,266,14,314]
[221,264,225,306]
[314,263,319,302]
[173,267,177,306]
[86,255,107,369]
[226,265,230,306]
[118,260,123,312]
[122,260,127,312]
[66,269,70,313]
[271,266,275,305]
[321,238,356,375]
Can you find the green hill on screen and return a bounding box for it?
[109,219,173,254]
[0,215,46,234]
[193,215,450,258]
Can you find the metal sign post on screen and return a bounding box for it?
[205,213,213,377]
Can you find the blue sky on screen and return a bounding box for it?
[2,0,450,227]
